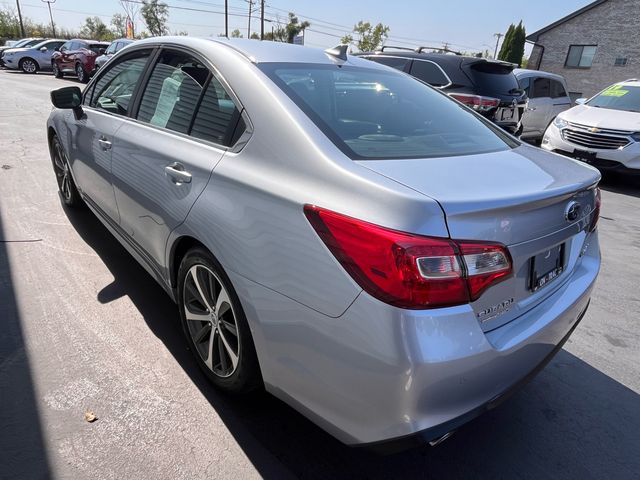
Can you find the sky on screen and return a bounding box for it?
[2,0,595,55]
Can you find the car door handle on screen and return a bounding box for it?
[98,137,112,150]
[165,163,192,184]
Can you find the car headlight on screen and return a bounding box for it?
[553,116,568,129]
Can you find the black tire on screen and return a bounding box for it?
[52,61,63,78]
[19,57,38,74]
[177,248,262,394]
[76,63,89,83]
[50,134,82,207]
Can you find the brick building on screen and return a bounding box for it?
[527,0,640,99]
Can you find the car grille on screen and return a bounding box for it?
[561,122,632,150]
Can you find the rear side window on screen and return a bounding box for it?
[531,77,551,98]
[90,51,151,114]
[88,44,107,54]
[468,62,520,96]
[367,56,409,71]
[260,63,516,160]
[137,50,210,134]
[409,60,449,87]
[190,76,242,146]
[550,80,567,99]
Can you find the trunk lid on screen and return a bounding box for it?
[357,145,600,331]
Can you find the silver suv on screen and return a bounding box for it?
[47,37,601,450]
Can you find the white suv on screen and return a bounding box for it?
[542,79,640,174]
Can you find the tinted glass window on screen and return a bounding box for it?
[137,50,210,134]
[60,41,72,51]
[517,76,530,96]
[531,77,550,98]
[190,76,241,145]
[23,39,44,47]
[550,80,567,99]
[468,62,520,96]
[367,56,409,71]
[88,43,107,54]
[260,63,515,160]
[566,45,597,68]
[105,42,117,55]
[588,85,640,112]
[91,51,151,114]
[409,60,449,87]
[43,41,64,51]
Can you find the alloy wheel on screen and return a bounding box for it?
[52,138,72,201]
[183,264,240,378]
[76,64,84,82]
[22,59,36,73]
[52,62,59,76]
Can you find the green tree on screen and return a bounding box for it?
[80,16,114,41]
[498,21,526,65]
[141,0,168,37]
[341,21,389,52]
[284,13,309,43]
[231,28,243,38]
[250,32,260,40]
[0,7,20,38]
[110,13,127,38]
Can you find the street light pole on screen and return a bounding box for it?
[15,0,25,37]
[493,33,503,59]
[41,0,57,37]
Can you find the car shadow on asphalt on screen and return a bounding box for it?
[0,211,52,479]
[62,204,640,480]
[599,172,640,198]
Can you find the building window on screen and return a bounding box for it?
[565,45,597,68]
[614,57,628,67]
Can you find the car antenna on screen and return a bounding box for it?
[325,45,348,61]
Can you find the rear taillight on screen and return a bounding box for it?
[304,205,512,309]
[589,187,601,232]
[448,93,501,113]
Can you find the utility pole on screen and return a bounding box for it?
[247,0,253,38]
[224,0,228,37]
[15,0,25,37]
[41,0,57,37]
[260,0,264,40]
[493,33,503,59]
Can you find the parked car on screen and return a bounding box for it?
[51,39,110,82]
[514,69,572,142]
[95,38,135,69]
[357,47,528,135]
[47,37,601,451]
[543,79,640,175]
[2,38,65,73]
[0,37,46,66]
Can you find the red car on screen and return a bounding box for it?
[51,39,110,83]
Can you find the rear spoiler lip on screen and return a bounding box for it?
[462,58,518,69]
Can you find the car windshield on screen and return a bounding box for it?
[587,84,640,113]
[259,63,516,160]
[31,40,54,49]
[20,38,43,48]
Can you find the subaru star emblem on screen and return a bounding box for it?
[565,201,581,222]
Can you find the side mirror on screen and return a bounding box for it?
[51,86,84,119]
[40,46,48,52]
[575,97,587,105]
[54,47,60,52]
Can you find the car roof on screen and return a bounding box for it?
[618,79,640,87]
[130,36,387,68]
[513,68,566,81]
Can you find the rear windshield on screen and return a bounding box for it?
[587,85,640,112]
[259,63,516,160]
[468,62,522,96]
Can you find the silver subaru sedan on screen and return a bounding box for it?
[46,37,601,451]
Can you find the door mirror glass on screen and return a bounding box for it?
[575,97,587,105]
[51,87,82,109]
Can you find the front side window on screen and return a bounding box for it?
[587,84,640,113]
[550,80,567,99]
[260,63,516,160]
[137,51,210,134]
[565,45,597,68]
[105,43,118,55]
[190,75,242,146]
[409,60,449,87]
[59,41,71,52]
[90,50,151,115]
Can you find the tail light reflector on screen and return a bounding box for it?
[304,205,512,309]
[448,93,501,112]
[589,188,601,232]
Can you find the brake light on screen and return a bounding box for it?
[448,93,501,112]
[589,188,601,232]
[304,205,512,309]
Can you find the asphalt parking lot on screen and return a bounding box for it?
[0,68,639,480]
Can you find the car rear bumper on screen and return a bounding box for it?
[228,232,600,447]
[543,124,640,172]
